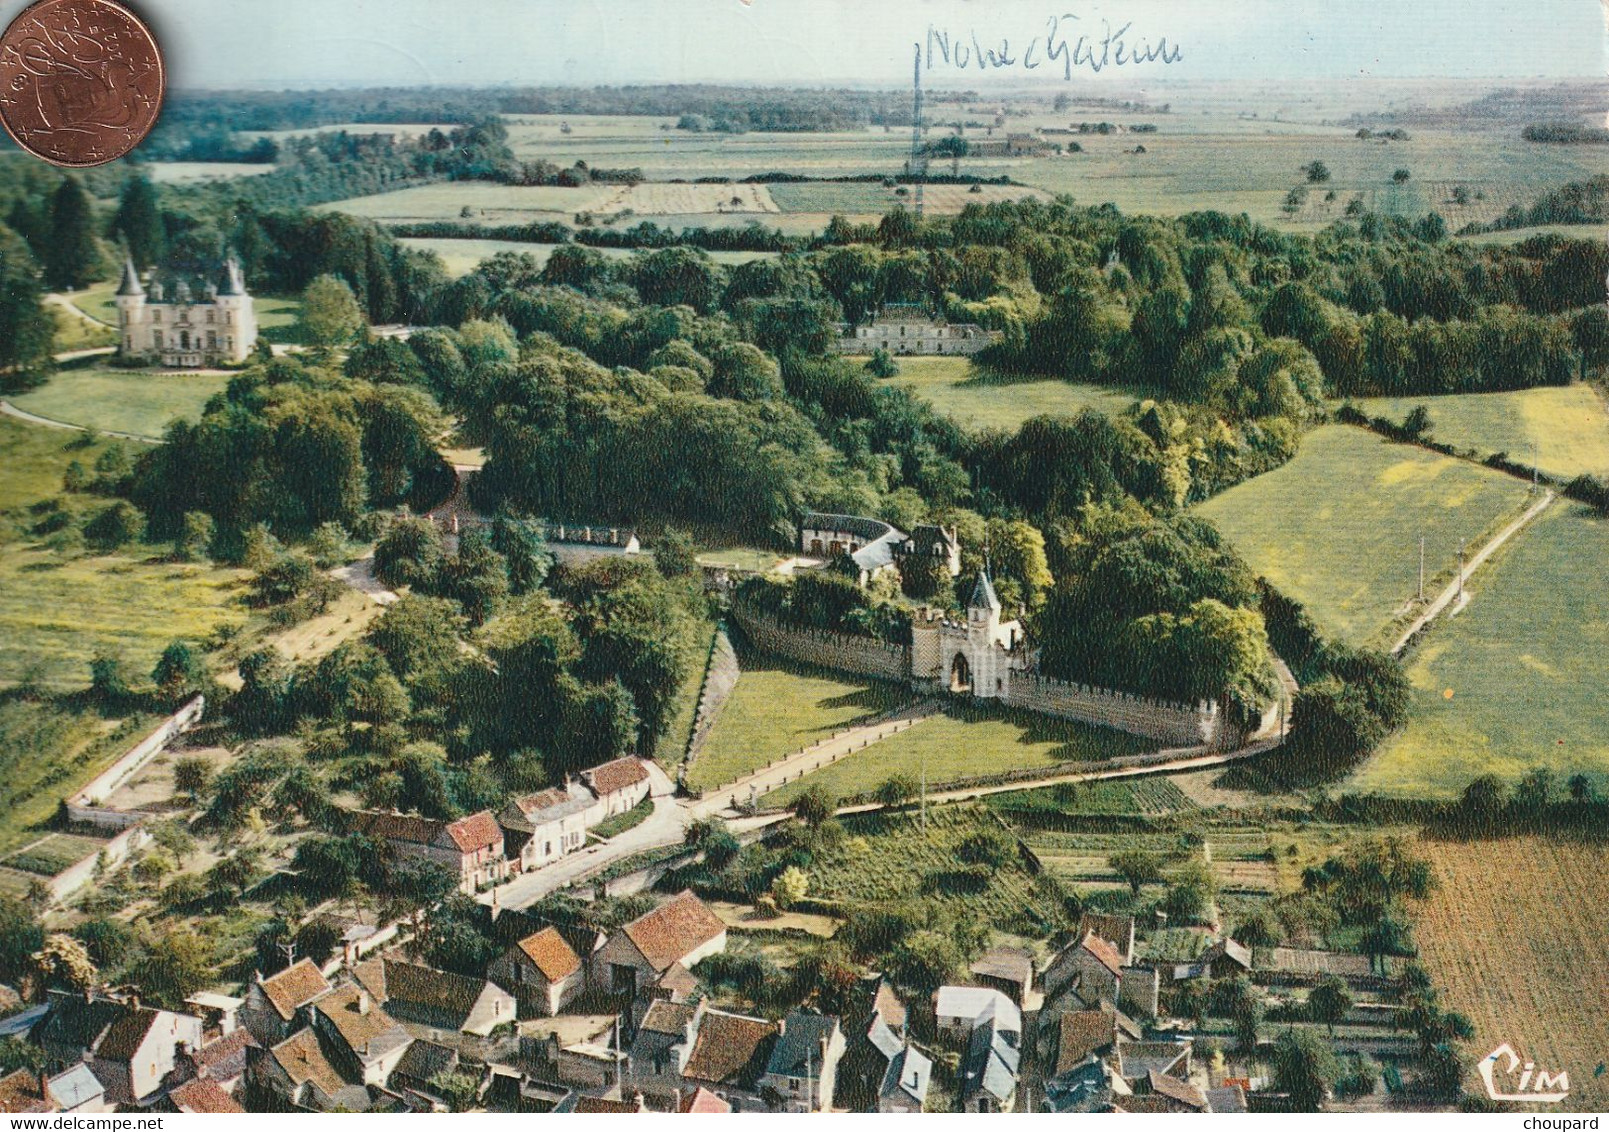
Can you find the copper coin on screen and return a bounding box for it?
[0,0,163,167]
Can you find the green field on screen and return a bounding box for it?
[0,416,251,690]
[764,700,1149,806]
[12,367,229,439]
[686,656,910,791]
[886,356,1142,431]
[398,237,776,278]
[143,162,277,185]
[1194,425,1535,646]
[1354,385,1609,481]
[983,777,1198,818]
[1350,503,1609,798]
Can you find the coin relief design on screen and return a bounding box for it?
[0,0,163,166]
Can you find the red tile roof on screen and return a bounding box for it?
[170,1078,245,1114]
[584,757,650,798]
[445,810,502,853]
[515,928,581,983]
[1080,930,1126,978]
[682,1011,778,1087]
[1148,1068,1207,1110]
[622,891,725,973]
[95,1007,161,1062]
[259,959,332,1021]
[680,1086,732,1113]
[1055,1010,1119,1075]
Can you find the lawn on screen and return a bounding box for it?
[886,356,1142,432]
[1415,836,1609,1112]
[764,700,1149,806]
[1353,385,1609,482]
[0,416,251,691]
[50,306,117,352]
[686,656,910,791]
[1193,425,1535,646]
[12,367,229,438]
[1349,502,1609,798]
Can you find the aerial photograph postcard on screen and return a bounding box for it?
[0,0,1604,1118]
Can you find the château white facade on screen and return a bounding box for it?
[114,255,257,368]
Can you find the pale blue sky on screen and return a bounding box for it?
[7,0,1602,89]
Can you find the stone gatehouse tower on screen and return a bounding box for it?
[910,566,1023,699]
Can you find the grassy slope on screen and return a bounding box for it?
[764,700,1149,805]
[1353,385,1609,481]
[0,416,250,690]
[652,618,718,768]
[1350,502,1609,797]
[1193,425,1534,646]
[686,656,909,791]
[886,356,1142,432]
[12,368,228,438]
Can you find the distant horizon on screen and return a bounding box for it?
[0,0,1596,92]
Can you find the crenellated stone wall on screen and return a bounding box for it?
[1002,672,1219,746]
[730,600,909,682]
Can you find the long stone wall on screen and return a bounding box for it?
[1002,673,1218,746]
[69,696,205,811]
[730,601,909,682]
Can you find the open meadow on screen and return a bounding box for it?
[0,417,251,692]
[764,700,1149,806]
[1414,836,1609,1112]
[1194,425,1535,647]
[1353,385,1609,482]
[686,656,910,791]
[886,356,1142,431]
[1349,503,1609,798]
[12,367,229,439]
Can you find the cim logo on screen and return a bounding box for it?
[1479,1044,1570,1103]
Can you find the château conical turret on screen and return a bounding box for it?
[115,255,143,297]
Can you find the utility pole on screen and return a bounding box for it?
[277,940,297,969]
[1457,538,1466,600]
[920,748,927,832]
[1418,535,1425,602]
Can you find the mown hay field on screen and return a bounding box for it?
[1414,836,1609,1112]
[1193,425,1534,647]
[1350,503,1609,798]
[397,237,776,278]
[1354,385,1609,482]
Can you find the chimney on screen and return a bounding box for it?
[357,990,371,1016]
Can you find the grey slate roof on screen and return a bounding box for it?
[880,1045,932,1108]
[969,568,1002,613]
[766,1011,837,1079]
[962,1017,1020,1105]
[116,257,144,297]
[46,1063,104,1109]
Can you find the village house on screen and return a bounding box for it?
[29,991,204,1106]
[251,1028,373,1113]
[757,1011,846,1113]
[114,254,257,367]
[309,986,413,1087]
[1043,930,1128,1007]
[591,891,727,997]
[1042,1007,1142,1113]
[878,1044,932,1113]
[164,1026,257,1097]
[969,945,1037,1007]
[44,1064,108,1114]
[488,927,585,1018]
[499,784,594,871]
[348,809,509,895]
[380,959,516,1037]
[240,959,332,1046]
[579,756,652,821]
[933,985,1021,1044]
[388,1039,460,1109]
[838,974,915,1111]
[679,1085,732,1113]
[523,1014,623,1094]
[163,1077,246,1115]
[653,1004,780,1112]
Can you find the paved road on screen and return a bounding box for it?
[1390,489,1555,655]
[486,759,686,910]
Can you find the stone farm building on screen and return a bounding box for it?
[833,304,995,356]
[347,810,510,895]
[797,512,961,588]
[114,255,257,367]
[592,890,728,997]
